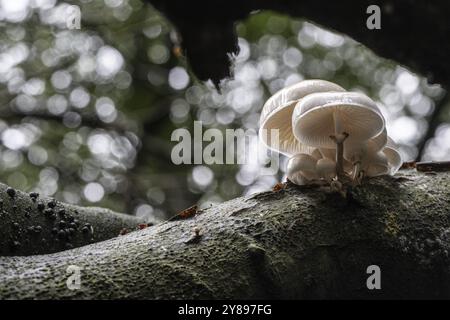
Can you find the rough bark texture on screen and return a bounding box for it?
[1,170,450,299]
[0,184,145,256]
[148,0,450,89]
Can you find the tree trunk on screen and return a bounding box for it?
[1,169,449,299]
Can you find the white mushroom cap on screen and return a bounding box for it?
[286,171,309,185]
[259,80,345,156]
[371,127,388,151]
[383,137,402,174]
[292,91,385,148]
[311,148,323,160]
[316,158,336,181]
[286,153,319,183]
[318,148,336,160]
[344,158,354,173]
[312,148,351,172]
[344,138,389,177]
[317,147,354,174]
[364,151,390,177]
[344,131,386,163]
[343,141,367,163]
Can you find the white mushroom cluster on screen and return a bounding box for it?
[259,80,402,188]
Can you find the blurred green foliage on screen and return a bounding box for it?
[0,1,447,221]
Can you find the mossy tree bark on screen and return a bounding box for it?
[1,170,450,299]
[0,184,145,256]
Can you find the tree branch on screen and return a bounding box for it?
[147,0,450,89]
[0,184,145,256]
[1,170,450,299]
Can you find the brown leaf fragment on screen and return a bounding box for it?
[170,205,199,221]
[400,161,416,170]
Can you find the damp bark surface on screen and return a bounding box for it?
[0,184,144,256]
[1,170,450,299]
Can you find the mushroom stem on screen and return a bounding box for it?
[331,111,349,181]
[333,111,343,135]
[352,161,362,185]
[330,180,347,198]
[330,132,349,182]
[358,170,365,184]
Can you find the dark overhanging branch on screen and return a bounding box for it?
[146,0,450,90]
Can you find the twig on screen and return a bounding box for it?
[416,161,450,172]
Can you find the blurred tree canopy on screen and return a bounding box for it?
[0,0,448,221]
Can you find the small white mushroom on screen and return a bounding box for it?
[370,127,388,151]
[344,130,387,183]
[364,151,390,177]
[292,91,385,181]
[259,80,345,156]
[343,141,368,183]
[311,148,323,160]
[383,137,402,174]
[317,147,335,160]
[286,153,319,184]
[346,147,389,185]
[316,157,336,181]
